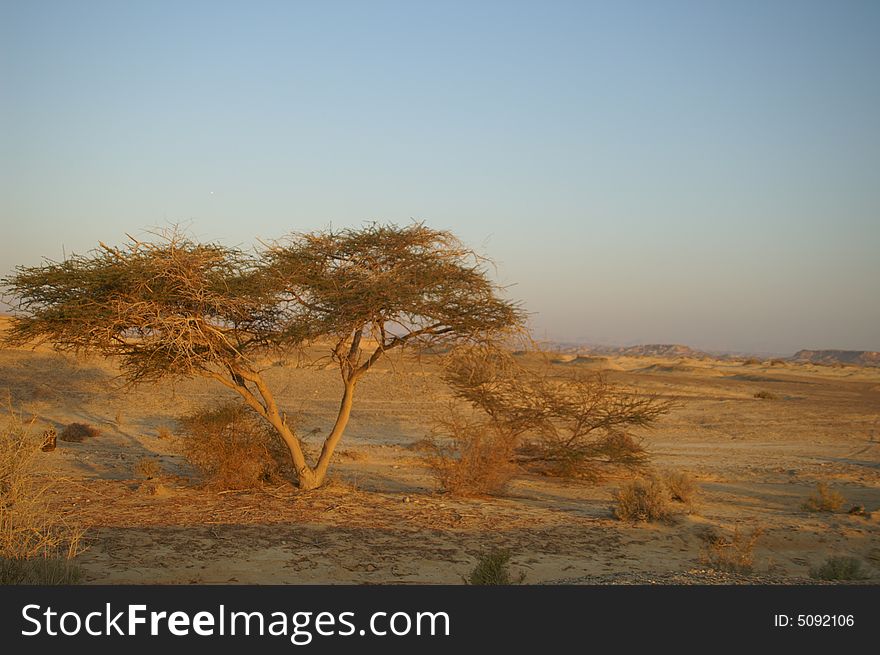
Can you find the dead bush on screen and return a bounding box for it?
[134,457,161,480]
[465,548,525,585]
[753,390,777,400]
[59,422,100,442]
[426,411,518,496]
[662,470,699,505]
[41,428,57,452]
[701,526,764,574]
[178,403,294,490]
[613,476,673,522]
[803,483,845,512]
[1,409,84,568]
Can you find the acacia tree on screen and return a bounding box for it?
[441,345,673,479]
[2,224,523,490]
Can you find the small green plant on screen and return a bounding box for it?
[810,556,869,581]
[59,422,100,442]
[701,526,764,574]
[0,557,82,585]
[753,390,777,400]
[613,476,673,522]
[465,548,525,585]
[802,483,845,512]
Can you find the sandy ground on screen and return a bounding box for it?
[2,330,879,584]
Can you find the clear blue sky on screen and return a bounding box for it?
[2,0,878,354]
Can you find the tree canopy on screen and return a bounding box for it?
[3,224,525,489]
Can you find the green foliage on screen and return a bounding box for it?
[465,549,525,585]
[810,556,869,581]
[0,557,82,585]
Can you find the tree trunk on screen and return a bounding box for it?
[264,408,319,489]
[311,379,357,486]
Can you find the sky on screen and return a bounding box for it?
[1,0,878,354]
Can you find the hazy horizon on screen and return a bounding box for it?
[2,1,878,354]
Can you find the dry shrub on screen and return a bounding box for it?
[134,457,161,480]
[426,411,518,496]
[1,409,84,582]
[442,345,672,481]
[156,426,173,440]
[810,556,869,581]
[178,403,293,490]
[701,526,765,574]
[613,476,673,522]
[803,483,845,512]
[59,422,100,442]
[753,390,777,400]
[405,438,438,453]
[41,428,57,452]
[465,548,525,585]
[335,449,367,462]
[662,470,699,505]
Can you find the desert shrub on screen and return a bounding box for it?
[753,390,777,400]
[0,557,82,585]
[465,548,524,585]
[59,422,100,442]
[1,409,84,570]
[701,526,764,574]
[662,470,698,505]
[178,403,293,490]
[134,457,161,479]
[426,411,518,496]
[156,426,173,440]
[802,483,845,512]
[41,428,57,452]
[613,476,673,522]
[810,556,869,581]
[443,346,672,481]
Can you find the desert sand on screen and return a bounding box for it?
[2,318,879,584]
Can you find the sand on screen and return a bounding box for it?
[2,325,878,584]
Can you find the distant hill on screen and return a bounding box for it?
[584,343,710,359]
[791,349,880,367]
